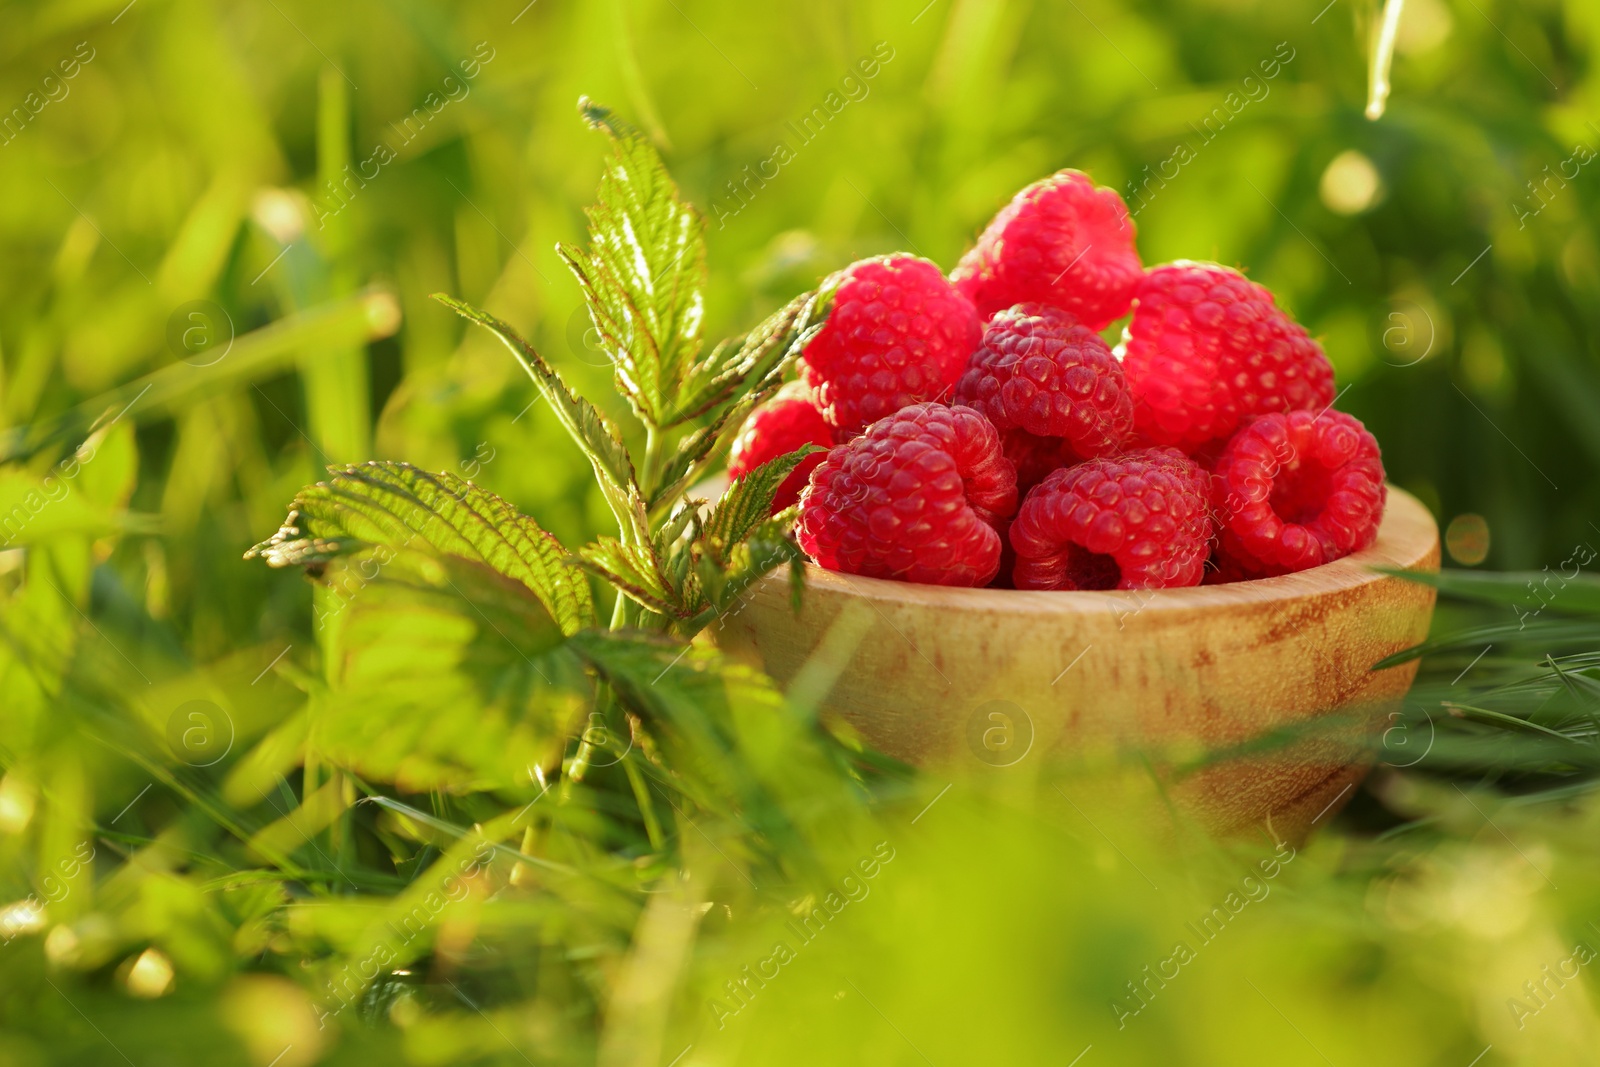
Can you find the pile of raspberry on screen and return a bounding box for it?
[727,170,1386,590]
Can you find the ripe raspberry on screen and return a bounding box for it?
[1201,549,1264,585]
[1000,430,1077,495]
[1119,262,1335,451]
[1211,410,1386,577]
[951,171,1143,330]
[800,255,981,436]
[797,403,1017,587]
[954,303,1132,485]
[727,382,833,513]
[1010,448,1212,591]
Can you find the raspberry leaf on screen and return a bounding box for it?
[698,447,820,566]
[308,547,581,790]
[647,407,743,513]
[433,294,648,546]
[652,449,814,630]
[671,284,833,424]
[246,460,595,635]
[584,443,811,629]
[576,536,692,619]
[245,466,589,791]
[558,100,707,430]
[647,289,832,511]
[653,496,704,560]
[685,513,803,628]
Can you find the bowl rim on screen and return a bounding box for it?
[782,484,1440,616]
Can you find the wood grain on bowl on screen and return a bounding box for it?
[717,487,1440,842]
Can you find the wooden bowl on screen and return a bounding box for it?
[717,487,1440,841]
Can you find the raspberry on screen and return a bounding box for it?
[1210,410,1386,577]
[800,254,981,436]
[727,382,833,513]
[1009,448,1212,591]
[951,171,1143,330]
[797,403,1017,587]
[954,304,1132,484]
[1202,549,1264,585]
[1000,430,1077,495]
[1119,262,1335,451]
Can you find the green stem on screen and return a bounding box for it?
[623,751,666,853]
[562,580,632,800]
[565,425,664,801]
[641,423,665,507]
[563,710,603,800]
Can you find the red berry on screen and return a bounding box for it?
[797,403,1017,587]
[1010,448,1212,591]
[1000,430,1077,496]
[800,255,981,436]
[1210,410,1386,577]
[951,171,1143,330]
[954,304,1132,483]
[727,382,833,513]
[1119,262,1336,451]
[1201,549,1265,585]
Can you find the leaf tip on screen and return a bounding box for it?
[578,97,624,138]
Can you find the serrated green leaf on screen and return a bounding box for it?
[646,403,741,512]
[246,460,594,634]
[577,536,689,619]
[685,514,803,631]
[560,101,706,429]
[433,294,647,544]
[644,290,830,512]
[673,286,832,425]
[653,497,703,559]
[699,446,818,564]
[313,547,583,791]
[657,448,812,632]
[655,497,706,606]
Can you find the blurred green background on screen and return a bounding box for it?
[2,0,1600,1063]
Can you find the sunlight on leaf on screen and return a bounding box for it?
[246,460,594,635]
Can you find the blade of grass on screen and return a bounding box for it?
[0,289,398,462]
